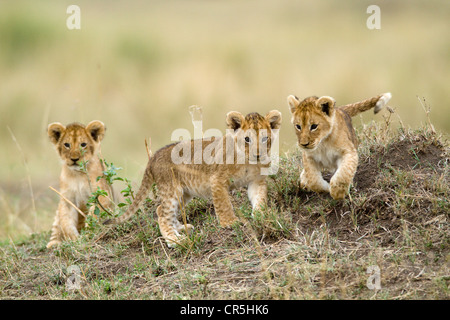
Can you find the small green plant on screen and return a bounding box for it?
[78,154,136,229]
[100,159,136,206]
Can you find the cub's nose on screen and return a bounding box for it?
[71,158,79,164]
[301,142,309,147]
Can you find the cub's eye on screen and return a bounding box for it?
[64,143,70,148]
[244,136,251,144]
[310,124,318,131]
[295,124,302,131]
[80,142,87,148]
[261,136,269,144]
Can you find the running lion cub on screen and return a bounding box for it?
[46,121,114,248]
[105,110,282,247]
[288,93,391,200]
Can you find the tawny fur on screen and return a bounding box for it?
[106,110,282,247]
[288,93,391,200]
[46,121,114,248]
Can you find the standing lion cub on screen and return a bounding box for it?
[105,110,282,247]
[288,93,391,200]
[46,120,114,248]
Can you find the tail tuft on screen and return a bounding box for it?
[339,92,392,117]
[374,92,392,114]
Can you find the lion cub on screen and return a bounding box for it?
[106,110,282,247]
[288,93,391,200]
[47,121,114,248]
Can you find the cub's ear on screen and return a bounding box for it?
[86,120,106,142]
[47,122,66,145]
[287,95,300,114]
[265,110,282,130]
[226,111,245,131]
[316,96,336,116]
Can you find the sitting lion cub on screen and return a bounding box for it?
[287,93,391,200]
[46,120,114,248]
[106,110,282,247]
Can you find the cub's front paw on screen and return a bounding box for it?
[330,178,350,200]
[330,188,346,200]
[218,212,239,228]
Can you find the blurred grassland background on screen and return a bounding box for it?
[0,0,449,240]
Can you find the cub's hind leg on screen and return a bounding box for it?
[174,193,194,235]
[156,194,193,247]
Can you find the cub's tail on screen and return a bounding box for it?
[340,92,391,117]
[104,161,154,225]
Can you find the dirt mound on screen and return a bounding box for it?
[355,135,447,191]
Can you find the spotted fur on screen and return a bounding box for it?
[106,110,282,247]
